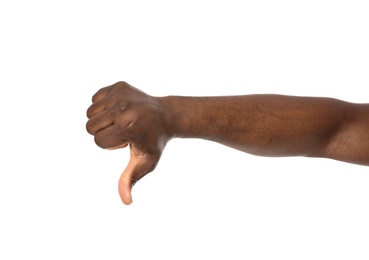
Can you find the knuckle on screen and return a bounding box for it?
[112,81,128,91]
[113,101,129,113]
[109,102,131,121]
[116,81,128,87]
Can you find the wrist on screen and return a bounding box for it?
[158,95,181,139]
[159,95,208,139]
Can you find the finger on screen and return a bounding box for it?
[118,158,135,205]
[86,110,114,135]
[118,145,160,205]
[86,100,107,119]
[92,86,110,103]
[94,125,129,149]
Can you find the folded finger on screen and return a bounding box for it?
[87,100,106,119]
[86,110,114,135]
[92,86,110,103]
[94,125,129,149]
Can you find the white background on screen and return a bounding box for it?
[1,0,369,259]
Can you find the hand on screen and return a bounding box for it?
[86,82,171,205]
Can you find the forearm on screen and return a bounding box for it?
[161,94,357,159]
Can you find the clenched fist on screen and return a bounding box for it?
[86,81,172,205]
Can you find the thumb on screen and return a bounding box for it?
[118,145,160,205]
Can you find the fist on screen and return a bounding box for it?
[86,81,171,205]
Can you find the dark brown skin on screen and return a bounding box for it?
[86,81,369,205]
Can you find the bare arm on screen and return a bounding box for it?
[86,82,369,205]
[162,94,369,165]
